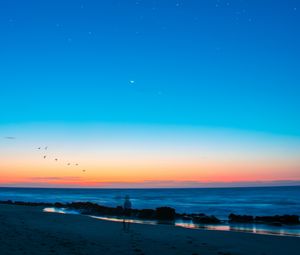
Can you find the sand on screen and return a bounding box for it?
[0,204,299,255]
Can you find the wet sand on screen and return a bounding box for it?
[0,204,299,255]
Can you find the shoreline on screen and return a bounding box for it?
[44,207,300,238]
[1,203,300,255]
[2,200,299,224]
[1,200,300,238]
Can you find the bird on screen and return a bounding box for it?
[54,158,58,161]
[67,163,71,166]
[45,146,48,150]
[75,163,79,166]
[43,155,47,159]
[37,147,41,150]
[82,170,86,172]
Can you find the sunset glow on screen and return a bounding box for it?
[1,124,300,188]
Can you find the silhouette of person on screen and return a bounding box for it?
[123,195,132,232]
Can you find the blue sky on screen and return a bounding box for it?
[0,0,299,136]
[0,1,300,188]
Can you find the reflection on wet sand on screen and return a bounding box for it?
[43,207,300,237]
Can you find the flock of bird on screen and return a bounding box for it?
[3,137,87,173]
[37,146,87,173]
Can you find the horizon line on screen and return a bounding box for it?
[1,184,300,190]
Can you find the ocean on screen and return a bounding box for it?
[1,186,300,220]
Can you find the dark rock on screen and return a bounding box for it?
[138,209,155,219]
[115,206,124,215]
[228,213,254,223]
[255,215,299,224]
[0,200,13,205]
[54,202,64,208]
[67,202,117,215]
[155,207,176,220]
[66,202,131,216]
[12,201,53,207]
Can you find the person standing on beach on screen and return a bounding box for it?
[123,195,132,232]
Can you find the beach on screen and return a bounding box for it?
[1,204,299,255]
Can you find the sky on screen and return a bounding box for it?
[0,0,299,188]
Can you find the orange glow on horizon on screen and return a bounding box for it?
[1,124,300,188]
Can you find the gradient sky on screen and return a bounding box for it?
[0,0,299,188]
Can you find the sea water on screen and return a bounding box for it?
[1,186,299,219]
